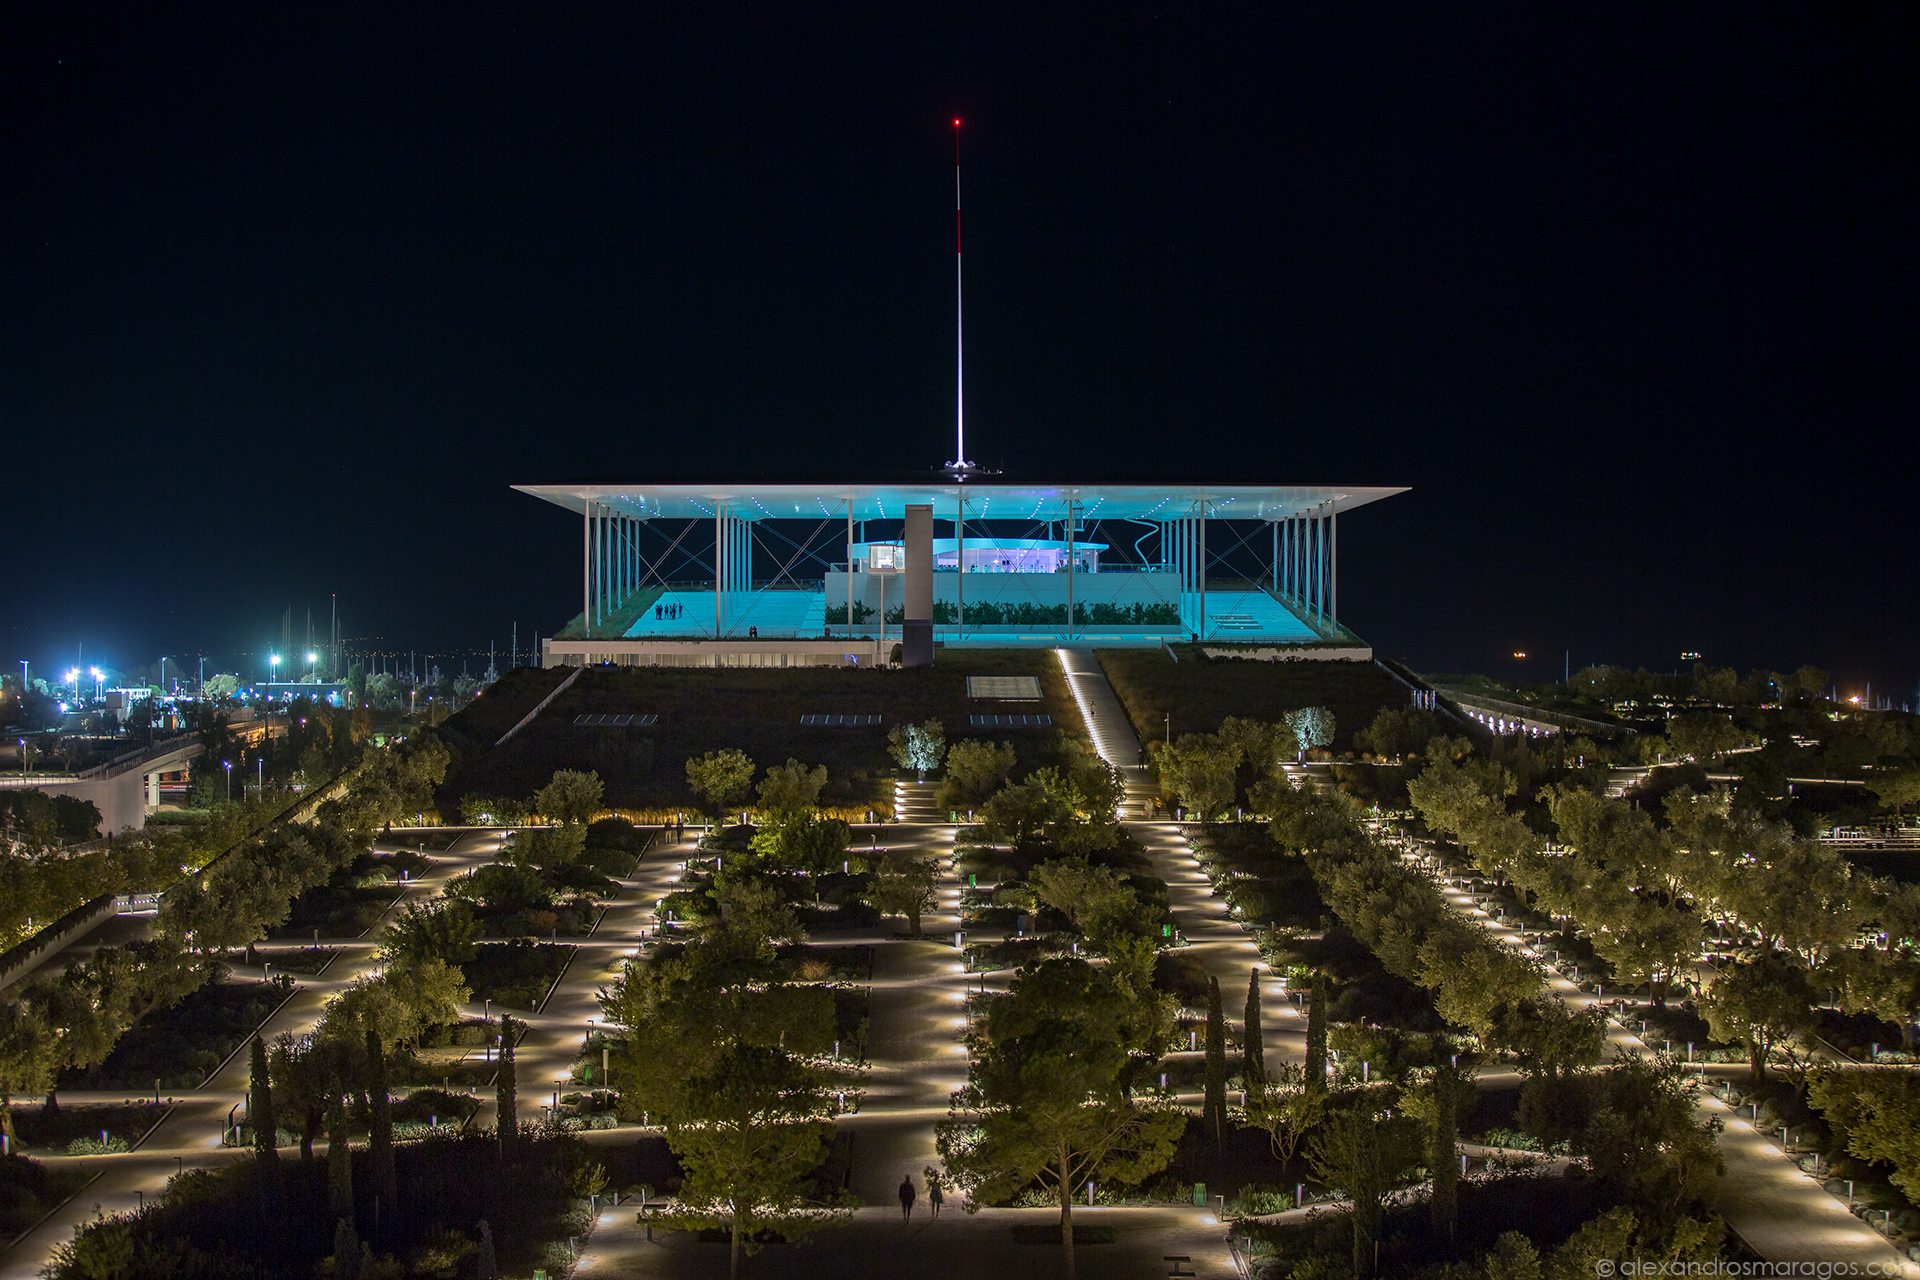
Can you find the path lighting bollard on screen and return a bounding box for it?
[1296,1184,1304,1208]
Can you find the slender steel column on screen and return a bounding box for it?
[714,505,724,640]
[1310,507,1320,625]
[1065,496,1076,640]
[1198,497,1208,641]
[956,491,965,640]
[582,502,590,638]
[847,498,855,631]
[1330,503,1338,629]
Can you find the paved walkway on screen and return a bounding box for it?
[1426,863,1920,1274]
[1,830,503,1278]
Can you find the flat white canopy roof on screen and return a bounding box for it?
[514,482,1407,523]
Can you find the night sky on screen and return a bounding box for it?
[5,6,1915,694]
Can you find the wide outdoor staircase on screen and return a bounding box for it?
[892,779,943,823]
[1054,649,1160,814]
[1182,587,1320,641]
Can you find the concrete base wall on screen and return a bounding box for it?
[544,638,889,668]
[0,774,146,834]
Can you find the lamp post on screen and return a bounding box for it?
[223,759,232,802]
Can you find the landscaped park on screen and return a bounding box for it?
[3,650,1919,1278]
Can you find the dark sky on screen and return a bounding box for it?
[5,5,1915,694]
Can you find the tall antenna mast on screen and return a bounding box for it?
[944,117,993,480]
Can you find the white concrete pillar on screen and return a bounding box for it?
[903,504,934,666]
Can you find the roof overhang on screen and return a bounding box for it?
[513,482,1407,523]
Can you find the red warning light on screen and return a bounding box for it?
[953,118,961,126]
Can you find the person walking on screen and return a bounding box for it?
[925,1167,944,1218]
[898,1175,916,1221]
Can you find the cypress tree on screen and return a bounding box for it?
[496,1015,518,1160]
[1305,972,1328,1090]
[1203,976,1227,1145]
[365,1028,397,1224]
[250,1035,280,1172]
[326,1089,353,1224]
[332,1218,360,1280]
[1427,1058,1466,1239]
[1243,968,1266,1105]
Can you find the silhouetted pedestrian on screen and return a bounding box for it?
[898,1175,916,1221]
[927,1176,944,1218]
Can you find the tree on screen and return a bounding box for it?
[940,739,1017,812]
[1667,712,1743,763]
[686,749,756,824]
[1307,1095,1423,1277]
[496,1015,518,1160]
[1868,767,1920,817]
[755,759,827,822]
[1490,998,1606,1079]
[1355,707,1442,761]
[535,769,603,826]
[1203,976,1227,1145]
[1577,1055,1723,1215]
[1702,951,1817,1081]
[1404,1059,1473,1238]
[1243,969,1266,1104]
[866,855,940,938]
[1305,972,1328,1089]
[1829,943,1920,1049]
[1029,858,1141,952]
[981,777,1076,848]
[1417,933,1545,1038]
[1154,734,1237,820]
[701,877,802,949]
[939,959,1182,1280]
[1244,1062,1326,1168]
[1286,706,1336,758]
[506,821,586,868]
[888,718,947,781]
[203,673,240,700]
[605,918,852,1279]
[0,995,59,1143]
[1809,1069,1920,1203]
[327,1085,353,1223]
[365,1028,397,1227]
[250,1035,280,1177]
[749,811,852,879]
[379,899,479,970]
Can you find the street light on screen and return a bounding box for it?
[223,760,232,802]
